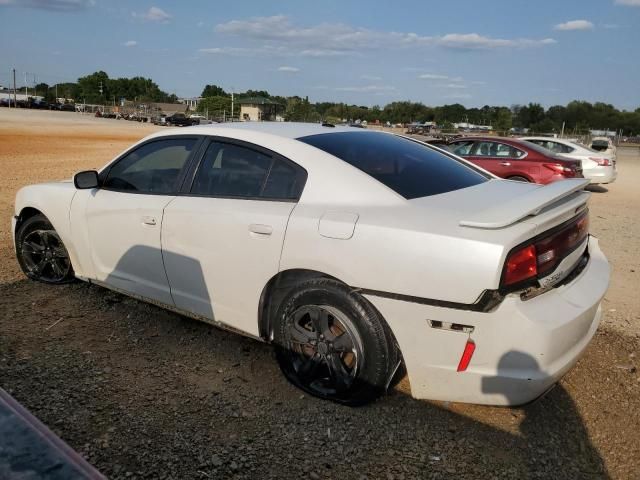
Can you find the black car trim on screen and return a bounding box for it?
[98,135,205,195]
[354,287,505,313]
[180,136,308,202]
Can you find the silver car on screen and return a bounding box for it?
[522,137,617,185]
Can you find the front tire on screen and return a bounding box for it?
[273,278,400,406]
[16,214,74,284]
[508,176,530,182]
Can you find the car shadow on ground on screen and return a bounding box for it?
[586,185,609,193]
[0,249,609,478]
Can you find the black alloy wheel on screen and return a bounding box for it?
[16,214,74,284]
[274,278,401,406]
[284,304,361,396]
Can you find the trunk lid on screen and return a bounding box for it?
[459,178,589,229]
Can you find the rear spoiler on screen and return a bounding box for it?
[460,178,590,229]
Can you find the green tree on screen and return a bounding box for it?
[201,84,228,97]
[197,95,232,116]
[493,107,512,132]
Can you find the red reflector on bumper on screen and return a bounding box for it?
[457,340,476,372]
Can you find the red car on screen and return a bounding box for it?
[448,136,583,184]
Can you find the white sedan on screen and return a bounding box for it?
[521,136,617,185]
[12,123,609,406]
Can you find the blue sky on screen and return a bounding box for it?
[1,0,639,109]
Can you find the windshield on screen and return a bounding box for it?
[298,131,489,199]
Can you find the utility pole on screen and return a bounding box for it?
[24,72,28,97]
[231,91,234,121]
[12,68,16,107]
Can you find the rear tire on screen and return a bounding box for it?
[273,278,400,406]
[508,176,530,182]
[16,214,74,284]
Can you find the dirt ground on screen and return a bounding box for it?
[1,109,639,479]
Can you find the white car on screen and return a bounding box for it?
[521,137,617,185]
[590,136,617,158]
[12,123,609,406]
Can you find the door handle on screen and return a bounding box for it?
[142,216,157,226]
[249,224,273,236]
[500,161,511,166]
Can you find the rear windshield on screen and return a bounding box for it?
[298,131,488,199]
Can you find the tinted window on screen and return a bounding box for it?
[451,140,474,156]
[529,140,573,154]
[262,159,301,199]
[299,132,488,199]
[472,141,525,158]
[103,138,196,194]
[191,142,302,199]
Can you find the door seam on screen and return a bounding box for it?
[160,196,179,306]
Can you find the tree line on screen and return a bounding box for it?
[31,71,178,105]
[15,71,640,135]
[198,84,640,135]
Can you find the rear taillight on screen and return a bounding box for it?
[543,163,577,177]
[501,211,589,289]
[503,244,537,286]
[589,157,611,166]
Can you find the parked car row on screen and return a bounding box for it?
[0,98,76,111]
[427,135,617,186]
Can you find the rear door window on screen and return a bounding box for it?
[191,141,305,200]
[472,141,524,158]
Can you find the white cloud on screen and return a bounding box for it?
[0,0,94,10]
[213,16,556,56]
[134,6,171,23]
[554,20,594,31]
[615,0,640,5]
[123,40,137,47]
[602,23,620,29]
[437,33,556,49]
[278,66,300,72]
[198,45,290,56]
[361,74,382,81]
[419,73,449,80]
[335,85,397,93]
[445,93,472,100]
[438,83,468,89]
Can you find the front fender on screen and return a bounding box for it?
[14,182,81,276]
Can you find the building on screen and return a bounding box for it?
[180,97,201,110]
[238,97,283,121]
[148,102,189,115]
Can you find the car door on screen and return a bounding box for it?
[161,138,307,336]
[85,136,201,305]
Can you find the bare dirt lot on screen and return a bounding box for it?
[1,109,639,479]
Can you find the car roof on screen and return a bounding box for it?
[452,136,528,146]
[521,136,573,144]
[183,121,365,139]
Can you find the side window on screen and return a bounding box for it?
[103,138,196,194]
[473,141,524,158]
[191,142,303,200]
[262,159,302,199]
[553,142,574,154]
[471,141,495,156]
[451,141,474,156]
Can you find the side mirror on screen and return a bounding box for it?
[74,170,100,189]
